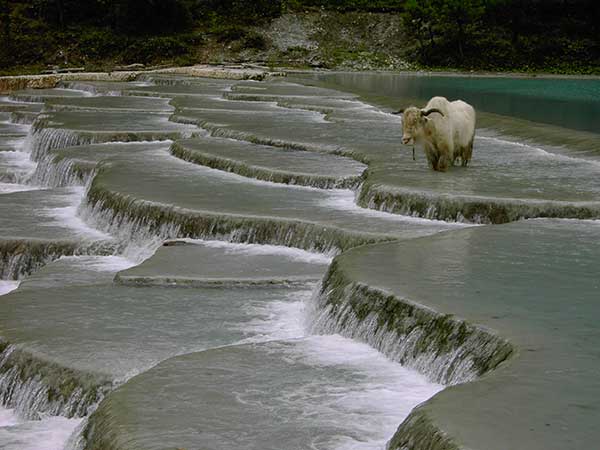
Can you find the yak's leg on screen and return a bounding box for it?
[462,138,473,167]
[435,143,451,172]
[453,151,462,166]
[424,144,438,170]
[437,154,449,171]
[462,138,474,166]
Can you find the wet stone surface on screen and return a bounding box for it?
[0,72,598,450]
[327,219,600,450]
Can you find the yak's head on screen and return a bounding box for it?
[393,107,445,145]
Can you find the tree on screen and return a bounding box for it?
[436,0,485,61]
[0,0,12,65]
[113,0,193,35]
[403,0,437,53]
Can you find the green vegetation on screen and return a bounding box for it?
[0,0,598,74]
[402,0,600,73]
[284,0,405,11]
[0,0,282,72]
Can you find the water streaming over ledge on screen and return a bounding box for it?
[0,73,598,450]
[0,78,444,450]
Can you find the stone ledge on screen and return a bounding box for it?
[0,65,280,94]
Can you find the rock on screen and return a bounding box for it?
[114,63,145,71]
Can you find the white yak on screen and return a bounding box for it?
[394,96,476,171]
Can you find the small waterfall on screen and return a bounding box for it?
[0,239,115,281]
[30,154,91,188]
[310,263,514,386]
[27,124,91,161]
[358,182,600,225]
[8,93,47,103]
[57,81,113,96]
[169,142,361,190]
[77,199,180,263]
[0,240,79,280]
[135,74,193,86]
[83,182,373,255]
[387,408,459,450]
[0,344,111,421]
[170,114,349,156]
[25,121,187,164]
[9,111,38,125]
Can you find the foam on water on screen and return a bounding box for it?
[0,407,82,450]
[184,239,334,264]
[0,182,39,194]
[234,291,311,344]
[78,199,180,263]
[132,81,154,87]
[234,286,442,450]
[39,187,113,241]
[0,150,36,174]
[0,406,19,427]
[0,281,20,296]
[289,335,443,450]
[59,255,137,273]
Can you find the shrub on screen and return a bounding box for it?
[242,31,268,50]
[120,34,203,65]
[212,25,248,43]
[78,29,126,61]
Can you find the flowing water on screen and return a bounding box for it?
[0,71,598,450]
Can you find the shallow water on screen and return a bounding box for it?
[329,219,600,450]
[0,407,81,450]
[0,186,111,242]
[297,72,600,134]
[87,336,442,450]
[0,259,319,380]
[0,72,598,450]
[91,145,455,240]
[167,77,600,223]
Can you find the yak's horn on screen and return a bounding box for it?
[391,109,404,115]
[421,108,444,117]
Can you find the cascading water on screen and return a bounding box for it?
[309,280,513,386]
[27,126,94,162]
[0,78,446,450]
[0,90,176,436]
[29,155,88,188]
[2,73,596,450]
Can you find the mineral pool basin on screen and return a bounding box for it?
[88,144,456,242]
[44,95,175,113]
[35,109,193,134]
[115,239,330,286]
[0,187,110,243]
[84,337,442,450]
[0,253,319,382]
[332,218,600,450]
[295,72,600,135]
[166,79,600,223]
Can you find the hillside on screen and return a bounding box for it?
[1,0,599,75]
